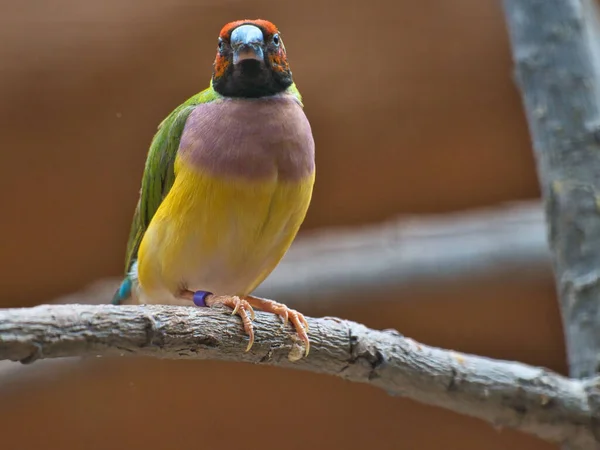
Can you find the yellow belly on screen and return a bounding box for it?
[135,158,314,304]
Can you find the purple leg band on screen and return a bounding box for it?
[193,290,212,307]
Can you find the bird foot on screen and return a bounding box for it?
[182,290,256,351]
[181,290,310,357]
[243,295,310,357]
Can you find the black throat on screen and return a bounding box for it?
[213,60,293,98]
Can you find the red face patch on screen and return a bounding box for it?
[269,50,288,73]
[213,53,229,79]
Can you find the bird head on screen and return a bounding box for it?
[211,19,293,98]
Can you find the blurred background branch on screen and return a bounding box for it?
[10,199,552,309]
[257,200,550,305]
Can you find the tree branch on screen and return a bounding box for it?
[503,0,600,382]
[258,201,551,305]
[0,303,598,447]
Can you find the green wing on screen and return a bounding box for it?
[123,85,221,277]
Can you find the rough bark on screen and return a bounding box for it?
[503,0,600,381]
[503,2,600,447]
[0,303,599,447]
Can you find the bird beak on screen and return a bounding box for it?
[230,24,265,64]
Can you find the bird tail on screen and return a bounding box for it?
[112,276,133,305]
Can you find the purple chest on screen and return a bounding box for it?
[178,94,315,181]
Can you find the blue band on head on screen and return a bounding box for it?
[193,290,212,307]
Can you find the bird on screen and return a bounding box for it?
[112,19,315,356]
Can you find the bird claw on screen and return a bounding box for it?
[287,308,310,356]
[244,296,310,357]
[206,295,256,352]
[280,309,289,325]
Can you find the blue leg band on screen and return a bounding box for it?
[193,290,212,307]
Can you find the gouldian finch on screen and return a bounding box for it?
[113,19,315,356]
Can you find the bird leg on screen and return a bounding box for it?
[180,290,256,351]
[242,295,310,356]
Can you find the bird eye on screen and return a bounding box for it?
[218,38,225,52]
[272,34,280,46]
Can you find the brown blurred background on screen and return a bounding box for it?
[0,1,565,449]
